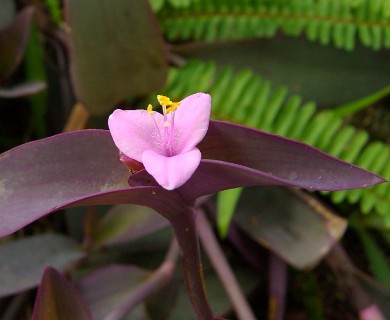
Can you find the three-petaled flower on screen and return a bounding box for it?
[108,93,211,190]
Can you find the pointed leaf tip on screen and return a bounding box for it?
[198,121,386,191]
[32,267,92,320]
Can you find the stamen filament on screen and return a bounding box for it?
[149,95,182,157]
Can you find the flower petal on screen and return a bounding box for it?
[142,148,201,190]
[108,109,163,161]
[174,93,211,154]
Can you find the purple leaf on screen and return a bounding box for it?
[0,6,34,82]
[0,119,384,237]
[198,121,385,191]
[31,267,92,320]
[0,234,85,298]
[77,264,151,320]
[0,130,190,237]
[131,120,385,201]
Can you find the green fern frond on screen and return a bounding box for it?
[44,0,63,25]
[159,0,390,51]
[149,0,200,12]
[156,59,390,224]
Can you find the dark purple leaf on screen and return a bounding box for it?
[64,0,167,115]
[268,254,287,320]
[31,267,92,320]
[76,264,150,320]
[0,6,34,82]
[198,121,385,191]
[0,130,190,237]
[0,234,85,298]
[131,121,386,201]
[0,120,384,237]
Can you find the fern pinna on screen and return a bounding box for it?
[158,0,390,51]
[156,59,390,225]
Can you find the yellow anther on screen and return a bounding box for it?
[166,105,178,114]
[157,95,171,106]
[157,95,181,108]
[147,104,153,115]
[171,101,181,107]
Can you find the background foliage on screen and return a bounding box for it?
[0,0,390,319]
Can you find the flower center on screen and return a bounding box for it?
[147,95,181,157]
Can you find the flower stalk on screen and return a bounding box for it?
[170,208,214,320]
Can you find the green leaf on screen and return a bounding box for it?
[234,187,347,269]
[25,22,47,137]
[160,59,390,226]
[216,187,243,238]
[173,39,390,107]
[65,0,167,115]
[0,0,15,29]
[160,1,390,50]
[44,0,63,25]
[332,85,390,118]
[0,234,85,297]
[92,204,169,247]
[351,216,390,286]
[149,0,165,12]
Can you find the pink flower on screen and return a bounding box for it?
[108,93,211,190]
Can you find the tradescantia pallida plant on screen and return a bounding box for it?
[0,93,385,319]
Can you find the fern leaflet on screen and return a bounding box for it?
[159,0,390,51]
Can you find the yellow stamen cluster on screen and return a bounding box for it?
[157,95,181,114]
[146,95,181,131]
[157,95,171,106]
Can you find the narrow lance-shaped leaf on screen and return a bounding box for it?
[0,130,191,237]
[131,120,386,201]
[31,267,92,320]
[0,120,385,237]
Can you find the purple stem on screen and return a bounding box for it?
[170,209,214,320]
[103,239,179,320]
[197,210,257,320]
[268,253,287,320]
[325,243,385,319]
